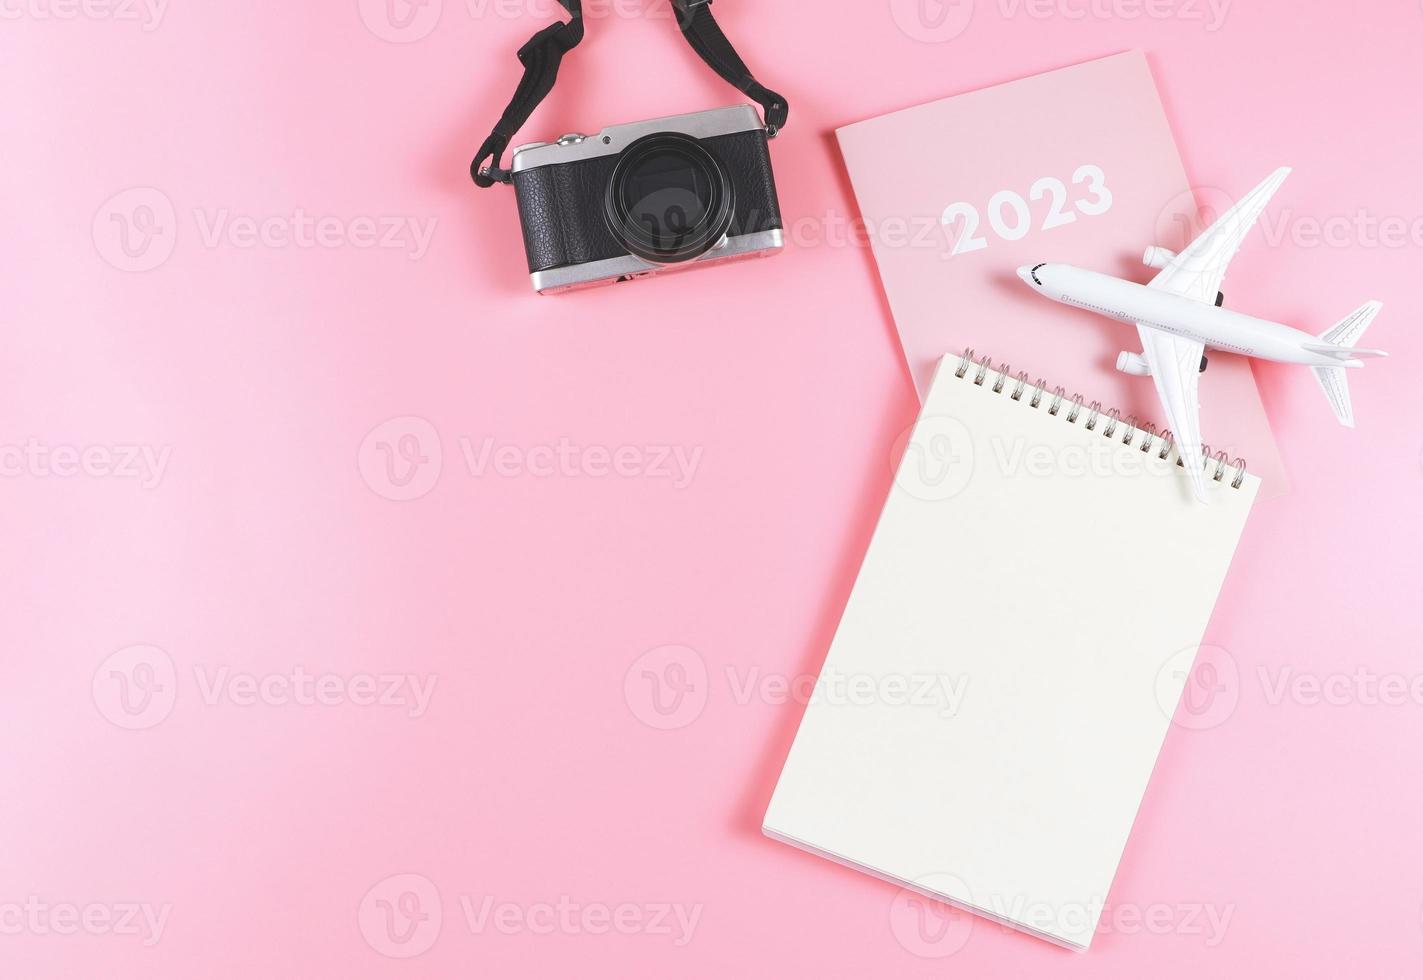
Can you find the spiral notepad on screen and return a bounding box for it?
[764,351,1259,951]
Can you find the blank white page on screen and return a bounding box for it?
[764,354,1258,950]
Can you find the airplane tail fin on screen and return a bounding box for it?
[1319,300,1382,348]
[1308,301,1385,428]
[1311,366,1355,428]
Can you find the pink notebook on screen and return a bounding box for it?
[838,52,1286,491]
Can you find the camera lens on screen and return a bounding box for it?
[604,133,735,264]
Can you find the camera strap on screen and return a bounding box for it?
[471,0,788,187]
[672,0,788,135]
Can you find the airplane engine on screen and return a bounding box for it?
[1116,351,1152,377]
[1142,246,1176,269]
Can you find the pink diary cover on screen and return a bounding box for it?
[838,51,1287,492]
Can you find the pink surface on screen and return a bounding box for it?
[2,2,1420,977]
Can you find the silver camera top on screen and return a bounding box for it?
[510,104,766,175]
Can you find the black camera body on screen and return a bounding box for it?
[509,105,784,293]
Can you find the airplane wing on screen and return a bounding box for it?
[1137,167,1289,500]
[1149,167,1291,305]
[1136,325,1209,502]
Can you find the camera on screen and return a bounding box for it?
[508,105,784,294]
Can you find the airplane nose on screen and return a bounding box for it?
[1017,265,1037,286]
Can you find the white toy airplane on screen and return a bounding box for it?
[1016,167,1386,501]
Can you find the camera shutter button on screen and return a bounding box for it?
[556,133,586,146]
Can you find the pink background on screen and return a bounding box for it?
[4,0,1422,976]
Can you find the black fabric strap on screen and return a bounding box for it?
[471,0,787,187]
[470,0,585,187]
[673,0,787,135]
